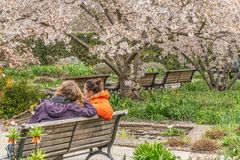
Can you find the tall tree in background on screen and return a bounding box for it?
[149,0,240,90]
[0,0,151,98]
[1,0,240,94]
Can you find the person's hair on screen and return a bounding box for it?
[85,78,103,94]
[55,80,84,105]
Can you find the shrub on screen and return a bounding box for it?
[0,80,44,118]
[191,139,219,152]
[205,128,226,139]
[167,137,190,147]
[133,142,176,160]
[23,33,101,65]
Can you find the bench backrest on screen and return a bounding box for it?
[162,69,195,85]
[15,110,127,159]
[62,74,110,89]
[139,72,159,87]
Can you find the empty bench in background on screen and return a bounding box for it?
[3,110,127,160]
[61,74,110,89]
[155,69,196,88]
[105,72,159,91]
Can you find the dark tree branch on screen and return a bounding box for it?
[198,20,207,34]
[65,32,90,49]
[227,71,240,89]
[116,9,122,22]
[181,52,212,89]
[125,42,150,65]
[204,53,215,87]
[80,3,105,31]
[99,2,115,25]
[102,59,121,77]
[125,52,138,65]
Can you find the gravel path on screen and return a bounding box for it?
[0,123,8,157]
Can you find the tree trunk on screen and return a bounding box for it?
[119,76,140,99]
[118,55,143,99]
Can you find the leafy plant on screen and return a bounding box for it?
[5,127,22,159]
[160,127,186,137]
[27,149,45,160]
[6,127,21,144]
[28,127,47,144]
[133,142,176,160]
[0,80,44,119]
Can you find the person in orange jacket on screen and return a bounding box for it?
[84,79,113,120]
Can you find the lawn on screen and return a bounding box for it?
[111,80,240,125]
[1,65,240,159]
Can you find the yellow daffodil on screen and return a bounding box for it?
[6,78,13,89]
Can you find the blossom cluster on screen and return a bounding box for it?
[0,0,239,70]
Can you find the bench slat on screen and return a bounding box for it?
[22,143,69,157]
[72,128,113,141]
[69,141,110,153]
[22,137,71,151]
[74,123,115,135]
[71,135,111,148]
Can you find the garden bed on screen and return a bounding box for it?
[119,122,193,141]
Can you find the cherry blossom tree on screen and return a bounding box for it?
[0,0,152,98]
[150,0,240,90]
[1,0,240,95]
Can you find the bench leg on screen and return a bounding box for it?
[85,149,114,160]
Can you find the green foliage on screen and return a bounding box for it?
[23,33,101,65]
[141,45,184,70]
[160,128,186,137]
[4,64,93,79]
[6,128,21,140]
[223,134,240,159]
[24,39,69,65]
[0,80,44,119]
[28,127,46,137]
[111,80,240,124]
[27,149,45,160]
[69,33,101,65]
[133,142,176,160]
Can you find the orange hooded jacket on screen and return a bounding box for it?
[88,90,113,120]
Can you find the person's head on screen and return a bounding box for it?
[55,80,83,105]
[84,79,103,98]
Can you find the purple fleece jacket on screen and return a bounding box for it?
[27,98,97,124]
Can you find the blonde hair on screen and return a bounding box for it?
[55,80,84,105]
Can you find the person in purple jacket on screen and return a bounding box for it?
[28,80,97,124]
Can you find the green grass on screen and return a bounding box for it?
[4,63,93,80]
[111,80,240,125]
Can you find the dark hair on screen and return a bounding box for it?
[85,79,103,94]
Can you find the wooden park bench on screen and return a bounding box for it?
[139,72,159,89]
[61,74,110,89]
[154,69,196,88]
[2,110,127,160]
[105,72,159,91]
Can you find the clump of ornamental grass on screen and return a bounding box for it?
[167,136,191,147]
[191,138,219,152]
[133,142,176,160]
[205,128,226,140]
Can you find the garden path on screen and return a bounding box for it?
[0,122,222,160]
